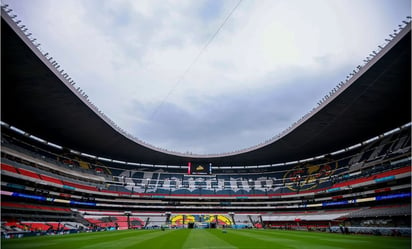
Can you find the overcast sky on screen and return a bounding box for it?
[4,0,411,155]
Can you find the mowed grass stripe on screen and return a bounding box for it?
[181,229,238,249]
[209,229,298,249]
[78,229,181,249]
[1,230,175,249]
[266,229,411,248]
[2,229,411,249]
[219,230,411,249]
[221,229,304,247]
[121,229,190,249]
[1,230,145,249]
[229,230,358,249]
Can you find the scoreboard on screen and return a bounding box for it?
[188,162,212,175]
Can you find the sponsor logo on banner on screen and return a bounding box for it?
[283,162,337,191]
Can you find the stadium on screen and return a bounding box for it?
[1,2,411,249]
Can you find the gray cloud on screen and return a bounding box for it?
[130,66,352,154]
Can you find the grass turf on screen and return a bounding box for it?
[1,229,411,249]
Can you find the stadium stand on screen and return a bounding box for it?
[1,122,410,238]
[0,5,410,240]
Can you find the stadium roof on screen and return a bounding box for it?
[1,10,411,166]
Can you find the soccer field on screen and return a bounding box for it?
[2,229,411,249]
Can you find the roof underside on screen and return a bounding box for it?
[1,14,411,166]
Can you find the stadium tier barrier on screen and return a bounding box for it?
[1,122,410,189]
[1,161,410,200]
[2,131,411,198]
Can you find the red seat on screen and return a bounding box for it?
[17,168,41,179]
[0,163,18,173]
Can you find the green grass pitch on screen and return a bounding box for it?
[2,229,411,249]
